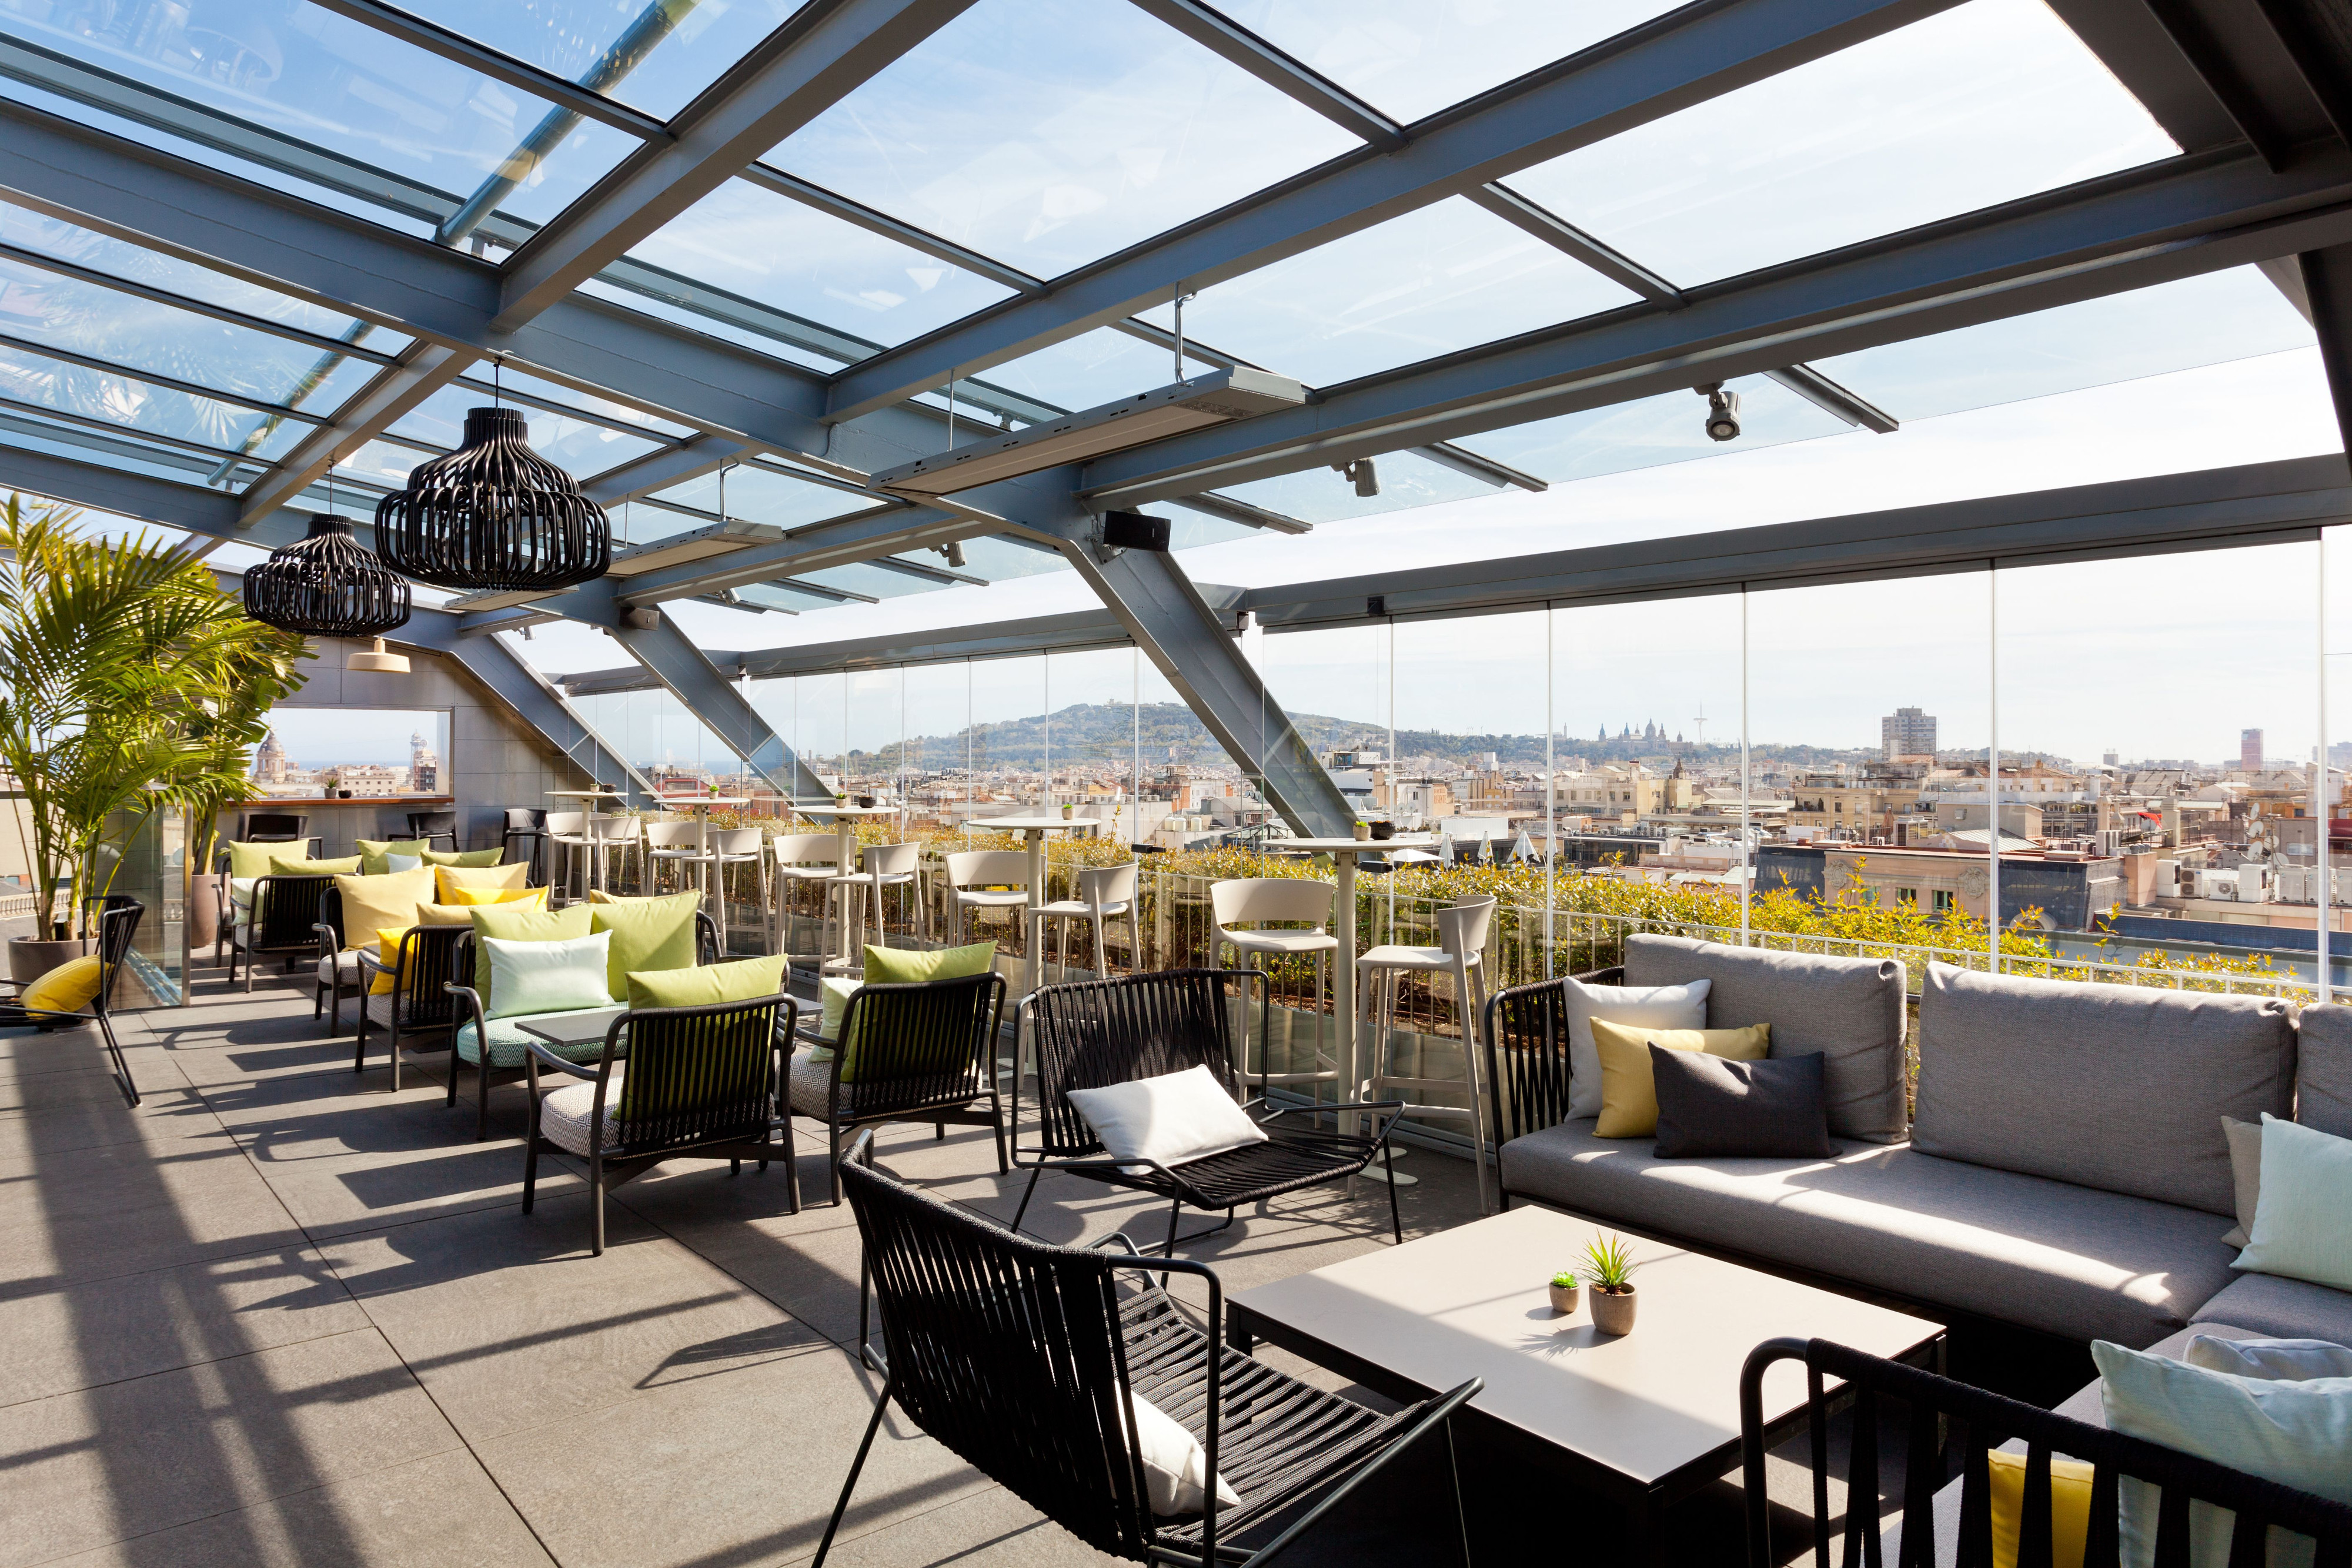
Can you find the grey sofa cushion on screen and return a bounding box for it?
[1498,1121,2240,1346]
[1913,963,2295,1217]
[1623,934,1907,1144]
[2191,1271,2352,1346]
[2297,1003,2352,1139]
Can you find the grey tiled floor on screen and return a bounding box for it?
[2,962,1498,1567]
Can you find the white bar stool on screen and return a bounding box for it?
[1355,894,1499,1214]
[1211,877,1341,1096]
[830,841,927,959]
[546,811,588,902]
[701,827,768,953]
[771,832,852,958]
[944,850,1030,947]
[1028,861,1140,983]
[586,813,640,895]
[641,818,705,896]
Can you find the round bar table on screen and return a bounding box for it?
[969,814,1097,993]
[794,804,903,969]
[1274,835,1438,1145]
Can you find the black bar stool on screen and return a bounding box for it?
[236,811,320,858]
[406,809,459,855]
[503,808,549,885]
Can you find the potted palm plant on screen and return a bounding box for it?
[1581,1232,1641,1335]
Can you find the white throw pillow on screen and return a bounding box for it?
[1127,1391,1240,1516]
[485,930,614,1019]
[1066,1065,1267,1169]
[2234,1114,2352,1293]
[1563,975,1710,1120]
[384,852,424,874]
[2096,1338,2352,1567]
[2184,1335,2352,1383]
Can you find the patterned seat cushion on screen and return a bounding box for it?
[540,1071,622,1156]
[455,1007,622,1068]
[787,1047,837,1119]
[316,950,362,985]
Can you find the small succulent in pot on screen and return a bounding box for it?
[1546,1269,1580,1316]
[1581,1232,1640,1335]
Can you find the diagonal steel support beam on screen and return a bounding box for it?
[610,613,831,801]
[2301,244,2352,456]
[1058,541,1352,839]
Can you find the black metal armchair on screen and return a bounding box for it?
[814,1132,1481,1567]
[228,872,333,993]
[1014,968,1406,1257]
[1740,1336,2352,1568]
[405,808,459,854]
[354,921,466,1091]
[237,811,316,853]
[1480,965,1622,1211]
[0,895,143,1107]
[787,969,1009,1204]
[521,989,800,1254]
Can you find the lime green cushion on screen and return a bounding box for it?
[590,891,700,1002]
[423,847,503,868]
[810,975,860,1060]
[467,904,592,998]
[626,954,787,1011]
[356,838,432,875]
[269,853,361,877]
[863,941,995,985]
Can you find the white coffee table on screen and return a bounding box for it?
[1227,1205,1943,1562]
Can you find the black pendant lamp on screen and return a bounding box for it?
[373,361,610,591]
[243,513,411,638]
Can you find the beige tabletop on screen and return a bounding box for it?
[794,804,898,815]
[1278,835,1439,852]
[970,815,1094,832]
[657,796,750,808]
[1229,1205,1941,1489]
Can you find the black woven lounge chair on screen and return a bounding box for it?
[0,895,142,1107]
[814,1131,1481,1567]
[1740,1336,2352,1568]
[229,871,333,993]
[353,921,465,1091]
[522,988,799,1255]
[1014,968,1406,1257]
[1479,965,1622,1211]
[787,968,1010,1204]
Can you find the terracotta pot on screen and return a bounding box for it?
[9,935,88,984]
[189,872,225,950]
[1546,1281,1580,1316]
[1590,1285,1638,1336]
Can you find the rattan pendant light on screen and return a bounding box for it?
[242,512,411,638]
[373,359,611,591]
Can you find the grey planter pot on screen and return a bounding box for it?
[1546,1281,1581,1316]
[9,935,88,984]
[189,872,225,951]
[1590,1285,1638,1336]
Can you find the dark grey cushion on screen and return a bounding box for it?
[2297,1003,2352,1139]
[1498,1121,2241,1346]
[1913,963,2296,1217]
[1652,1047,1832,1159]
[2191,1271,2352,1346]
[1623,934,1907,1144]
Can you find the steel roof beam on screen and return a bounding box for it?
[1079,139,2352,504]
[1765,365,1900,433]
[1124,0,1405,149]
[823,0,1959,422]
[609,612,833,800]
[238,344,469,520]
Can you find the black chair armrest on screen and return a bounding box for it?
[522,1038,600,1081]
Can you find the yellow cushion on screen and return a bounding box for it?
[222,840,285,880]
[423,847,504,868]
[332,867,438,955]
[466,903,592,999]
[863,941,995,986]
[269,854,361,877]
[447,885,549,908]
[355,838,431,875]
[370,927,414,996]
[435,861,529,902]
[415,902,478,927]
[591,891,700,1002]
[1987,1449,2093,1568]
[626,954,787,1011]
[22,955,101,1019]
[1591,1019,1771,1138]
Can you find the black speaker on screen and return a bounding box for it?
[1102,510,1171,551]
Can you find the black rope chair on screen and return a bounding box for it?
[1015,968,1406,1258]
[522,989,799,1255]
[236,810,312,848]
[1480,966,1622,1211]
[310,886,365,1028]
[0,895,143,1107]
[354,921,466,1091]
[445,911,722,1139]
[406,808,459,854]
[788,969,1009,1205]
[228,872,334,994]
[1740,1336,2352,1568]
[814,1131,1482,1568]
[502,808,549,885]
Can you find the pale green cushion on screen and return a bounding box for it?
[269,853,361,877]
[2235,1114,2352,1293]
[2096,1337,2352,1564]
[222,840,286,880]
[467,904,592,997]
[356,838,431,875]
[423,847,503,867]
[809,975,860,1060]
[590,891,700,1002]
[863,940,995,985]
[485,930,613,1019]
[625,954,787,1011]
[455,1006,620,1068]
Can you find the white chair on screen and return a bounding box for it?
[585,813,640,894]
[770,832,851,955]
[829,841,926,961]
[1210,878,1341,1096]
[699,827,769,953]
[1355,895,1499,1215]
[546,811,589,902]
[944,850,1029,947]
[641,818,706,897]
[1027,861,1140,982]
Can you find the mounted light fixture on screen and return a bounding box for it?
[348,637,410,674]
[1332,457,1379,497]
[374,360,611,591]
[1697,382,1742,442]
[242,513,411,640]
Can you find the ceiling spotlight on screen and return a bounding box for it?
[937,540,967,570]
[1333,457,1379,497]
[1697,382,1742,442]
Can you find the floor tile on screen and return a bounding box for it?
[807,1485,1116,1566]
[0,1142,304,1293]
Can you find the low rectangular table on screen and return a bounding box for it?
[515,1008,627,1051]
[1227,1205,1943,1560]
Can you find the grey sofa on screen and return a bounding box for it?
[1492,934,2352,1349]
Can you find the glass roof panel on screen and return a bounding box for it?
[1220,0,1683,126]
[1220,448,1502,523]
[0,2,639,231]
[796,561,948,602]
[951,536,1071,583]
[574,276,846,377]
[1505,0,2178,289]
[0,406,258,489]
[383,390,666,479]
[629,178,1017,350]
[730,582,840,614]
[453,365,697,440]
[1141,195,1638,388]
[0,342,303,461]
[648,464,888,530]
[1466,373,1850,484]
[1812,266,2316,422]
[974,327,1224,414]
[767,0,1359,278]
[386,1,804,121]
